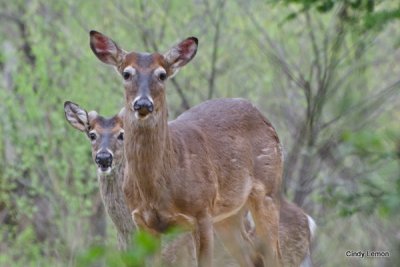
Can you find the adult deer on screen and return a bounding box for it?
[64,101,135,251]
[90,31,283,267]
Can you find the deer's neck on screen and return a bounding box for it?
[98,160,125,198]
[125,108,175,205]
[97,160,135,249]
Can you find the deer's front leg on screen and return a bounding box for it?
[132,210,162,266]
[194,213,213,267]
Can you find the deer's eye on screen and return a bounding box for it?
[154,67,167,82]
[158,72,167,81]
[117,132,124,141]
[89,132,97,141]
[122,66,136,81]
[123,71,131,80]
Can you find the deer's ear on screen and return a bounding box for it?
[164,37,198,78]
[117,107,125,128]
[90,30,126,66]
[64,101,92,132]
[118,107,125,120]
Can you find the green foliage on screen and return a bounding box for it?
[318,127,400,220]
[364,8,400,31]
[341,130,387,156]
[278,0,400,31]
[77,231,164,267]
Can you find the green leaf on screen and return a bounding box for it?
[134,231,159,253]
[284,12,298,22]
[378,204,390,218]
[316,0,334,13]
[349,0,362,9]
[366,0,374,13]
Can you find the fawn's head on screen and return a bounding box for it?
[64,101,124,175]
[89,31,198,127]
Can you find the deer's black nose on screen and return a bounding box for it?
[95,152,113,169]
[133,97,153,116]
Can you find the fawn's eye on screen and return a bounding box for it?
[123,71,131,80]
[89,132,97,141]
[117,132,124,141]
[122,66,136,81]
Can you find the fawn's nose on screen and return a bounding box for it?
[133,97,154,116]
[95,152,113,169]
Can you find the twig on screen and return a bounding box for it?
[207,0,225,99]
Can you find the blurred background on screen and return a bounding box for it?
[0,0,399,266]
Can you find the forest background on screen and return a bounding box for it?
[0,0,399,266]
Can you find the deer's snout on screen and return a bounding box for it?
[95,151,113,170]
[133,97,154,117]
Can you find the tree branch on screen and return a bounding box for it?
[206,0,225,99]
[0,12,36,67]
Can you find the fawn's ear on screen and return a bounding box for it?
[163,37,198,78]
[90,30,126,66]
[64,101,94,132]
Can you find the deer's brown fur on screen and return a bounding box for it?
[246,199,315,267]
[64,101,135,250]
[65,101,315,266]
[90,31,284,267]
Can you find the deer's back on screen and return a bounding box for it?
[175,98,274,131]
[169,98,283,216]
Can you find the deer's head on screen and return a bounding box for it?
[89,31,198,127]
[64,101,125,175]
